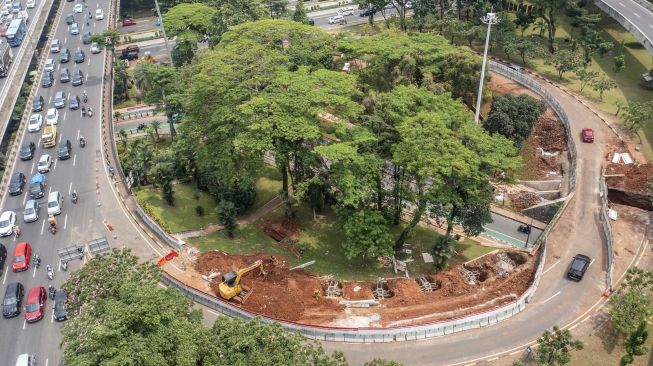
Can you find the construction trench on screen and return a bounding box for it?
[192,249,538,327]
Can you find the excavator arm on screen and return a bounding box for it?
[234,260,263,285]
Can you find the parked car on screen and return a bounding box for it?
[72,69,84,86]
[60,47,70,63]
[32,95,44,112]
[24,286,46,323]
[37,154,52,173]
[582,128,594,143]
[567,254,591,281]
[53,289,67,321]
[23,199,39,223]
[19,142,35,160]
[27,114,43,132]
[46,107,59,125]
[12,242,31,272]
[337,7,355,16]
[0,211,16,237]
[328,15,345,24]
[122,18,136,26]
[54,91,66,108]
[41,70,54,87]
[59,68,70,83]
[74,49,85,63]
[2,282,24,318]
[69,94,80,110]
[57,140,71,160]
[8,172,25,195]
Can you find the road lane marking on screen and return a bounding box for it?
[541,290,561,304]
[30,162,35,174]
[64,37,67,43]
[53,158,58,171]
[87,58,90,66]
[589,258,595,267]
[37,138,41,148]
[63,111,67,121]
[77,129,80,139]
[2,267,8,285]
[59,133,62,143]
[22,192,27,205]
[48,95,51,104]
[618,1,625,5]
[32,265,36,278]
[73,154,77,166]
[45,358,48,366]
[633,12,641,18]
[542,259,560,275]
[69,182,72,195]
[650,24,653,29]
[23,319,26,329]
[40,218,45,235]
[48,186,52,195]
[51,308,54,323]
[64,214,68,230]
[486,357,498,362]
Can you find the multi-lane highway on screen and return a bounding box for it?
[0,0,109,363]
[309,5,403,29]
[599,0,653,53]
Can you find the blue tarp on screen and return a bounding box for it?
[30,173,45,184]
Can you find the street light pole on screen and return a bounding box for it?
[153,0,174,67]
[474,12,499,124]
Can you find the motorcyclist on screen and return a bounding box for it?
[14,225,20,239]
[46,265,54,280]
[79,136,86,147]
[72,190,78,203]
[82,106,86,116]
[33,254,41,267]
[87,107,93,117]
[83,91,88,103]
[48,285,55,300]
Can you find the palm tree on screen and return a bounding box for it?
[533,19,548,38]
[151,121,161,141]
[113,60,130,101]
[133,64,152,104]
[118,129,128,149]
[145,124,156,143]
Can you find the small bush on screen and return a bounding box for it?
[195,205,204,217]
[325,125,336,134]
[193,190,201,200]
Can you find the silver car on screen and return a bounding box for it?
[23,200,39,223]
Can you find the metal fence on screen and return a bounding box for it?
[595,0,653,54]
[133,205,184,251]
[162,243,546,342]
[599,166,614,290]
[489,61,578,195]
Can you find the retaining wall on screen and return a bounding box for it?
[599,166,614,290]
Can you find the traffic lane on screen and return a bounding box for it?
[601,0,653,43]
[139,39,176,57]
[311,8,402,28]
[118,16,159,34]
[485,212,543,246]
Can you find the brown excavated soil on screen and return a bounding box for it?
[606,163,653,193]
[194,250,538,327]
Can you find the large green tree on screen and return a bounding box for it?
[207,0,268,46]
[484,94,546,146]
[163,3,216,41]
[610,268,653,334]
[533,326,584,366]
[532,0,571,52]
[340,209,394,260]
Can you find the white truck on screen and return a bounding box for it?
[0,40,13,77]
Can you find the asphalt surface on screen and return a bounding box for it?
[600,0,653,51]
[310,6,403,29]
[0,0,109,363]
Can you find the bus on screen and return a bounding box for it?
[6,19,26,47]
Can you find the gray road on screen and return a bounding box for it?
[0,0,109,363]
[311,6,403,29]
[600,0,653,52]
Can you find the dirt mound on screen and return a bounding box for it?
[532,112,567,152]
[192,249,538,327]
[257,218,303,242]
[606,163,653,193]
[510,190,542,210]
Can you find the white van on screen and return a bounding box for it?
[47,191,62,216]
[16,354,36,366]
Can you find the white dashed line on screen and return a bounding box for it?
[64,214,68,230]
[30,162,35,174]
[633,12,641,18]
[542,259,561,275]
[541,290,561,304]
[2,266,8,285]
[618,2,625,6]
[32,265,36,278]
[40,218,45,235]
[68,182,72,195]
[22,319,26,329]
[73,154,77,166]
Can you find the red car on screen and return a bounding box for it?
[582,128,594,143]
[122,18,136,26]
[12,242,31,272]
[24,286,46,323]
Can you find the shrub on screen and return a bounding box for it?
[195,205,204,217]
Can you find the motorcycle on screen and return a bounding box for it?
[61,261,68,271]
[46,265,54,280]
[71,190,78,204]
[518,224,531,234]
[33,254,41,268]
[81,106,86,117]
[48,285,56,300]
[83,92,88,103]
[48,215,57,235]
[79,136,86,148]
[87,107,93,117]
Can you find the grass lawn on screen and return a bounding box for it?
[134,183,218,233]
[249,165,282,212]
[189,202,495,281]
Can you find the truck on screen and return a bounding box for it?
[0,40,12,77]
[41,124,57,148]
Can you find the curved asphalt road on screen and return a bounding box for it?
[599,0,653,52]
[0,0,109,363]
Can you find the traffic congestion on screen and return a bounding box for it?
[0,0,108,363]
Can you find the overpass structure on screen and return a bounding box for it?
[596,0,653,55]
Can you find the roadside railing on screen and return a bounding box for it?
[595,0,653,54]
[599,166,614,290]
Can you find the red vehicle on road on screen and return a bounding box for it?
[122,18,136,26]
[12,242,31,272]
[24,286,46,323]
[581,128,594,143]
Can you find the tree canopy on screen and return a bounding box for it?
[484,94,546,146]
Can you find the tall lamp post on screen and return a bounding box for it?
[474,12,499,124]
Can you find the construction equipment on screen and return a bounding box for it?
[218,260,265,304]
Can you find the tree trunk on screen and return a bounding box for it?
[280,162,293,218]
[376,174,384,212]
[546,20,556,53]
[395,186,426,250]
[392,164,403,225]
[445,204,458,238]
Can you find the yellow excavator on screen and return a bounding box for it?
[218,260,265,304]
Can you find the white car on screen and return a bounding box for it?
[46,108,58,125]
[28,114,43,132]
[337,7,355,16]
[1,4,10,15]
[37,154,52,173]
[23,200,39,223]
[44,58,55,72]
[0,211,16,237]
[95,8,103,20]
[26,0,35,9]
[90,42,100,54]
[328,15,345,24]
[70,22,79,35]
[47,191,63,216]
[73,3,83,13]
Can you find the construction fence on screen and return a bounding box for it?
[489,61,578,194]
[599,166,614,290]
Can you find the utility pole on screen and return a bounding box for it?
[153,0,174,67]
[474,12,499,124]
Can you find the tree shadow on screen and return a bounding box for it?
[592,314,621,355]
